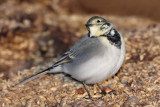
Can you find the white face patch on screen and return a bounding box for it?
[101,24,109,29]
[111,30,115,36]
[89,25,100,37]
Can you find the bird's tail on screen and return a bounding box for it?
[14,66,55,87]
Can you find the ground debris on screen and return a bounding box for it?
[0,0,160,106]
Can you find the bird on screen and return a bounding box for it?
[14,16,126,98]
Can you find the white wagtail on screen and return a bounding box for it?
[14,16,126,98]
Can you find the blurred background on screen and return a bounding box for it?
[77,0,160,21]
[0,0,159,79]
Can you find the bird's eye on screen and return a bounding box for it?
[97,20,101,23]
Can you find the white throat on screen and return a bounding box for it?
[89,24,114,37]
[89,25,99,37]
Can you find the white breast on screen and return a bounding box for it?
[83,43,123,84]
[63,35,125,84]
[85,35,125,84]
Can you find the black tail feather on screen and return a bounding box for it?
[14,66,54,87]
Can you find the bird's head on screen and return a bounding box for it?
[86,16,114,38]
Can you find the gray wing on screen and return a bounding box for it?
[54,34,90,65]
[61,35,105,65]
[54,34,103,66]
[62,35,107,75]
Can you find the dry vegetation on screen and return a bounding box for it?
[0,0,160,106]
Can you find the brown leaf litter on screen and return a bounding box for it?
[0,0,160,107]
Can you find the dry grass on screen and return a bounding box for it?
[0,0,160,106]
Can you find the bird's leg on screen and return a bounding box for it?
[96,83,106,95]
[82,82,92,99]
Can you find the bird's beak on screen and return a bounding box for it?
[85,24,93,27]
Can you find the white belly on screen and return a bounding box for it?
[86,43,125,84]
[63,43,125,84]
